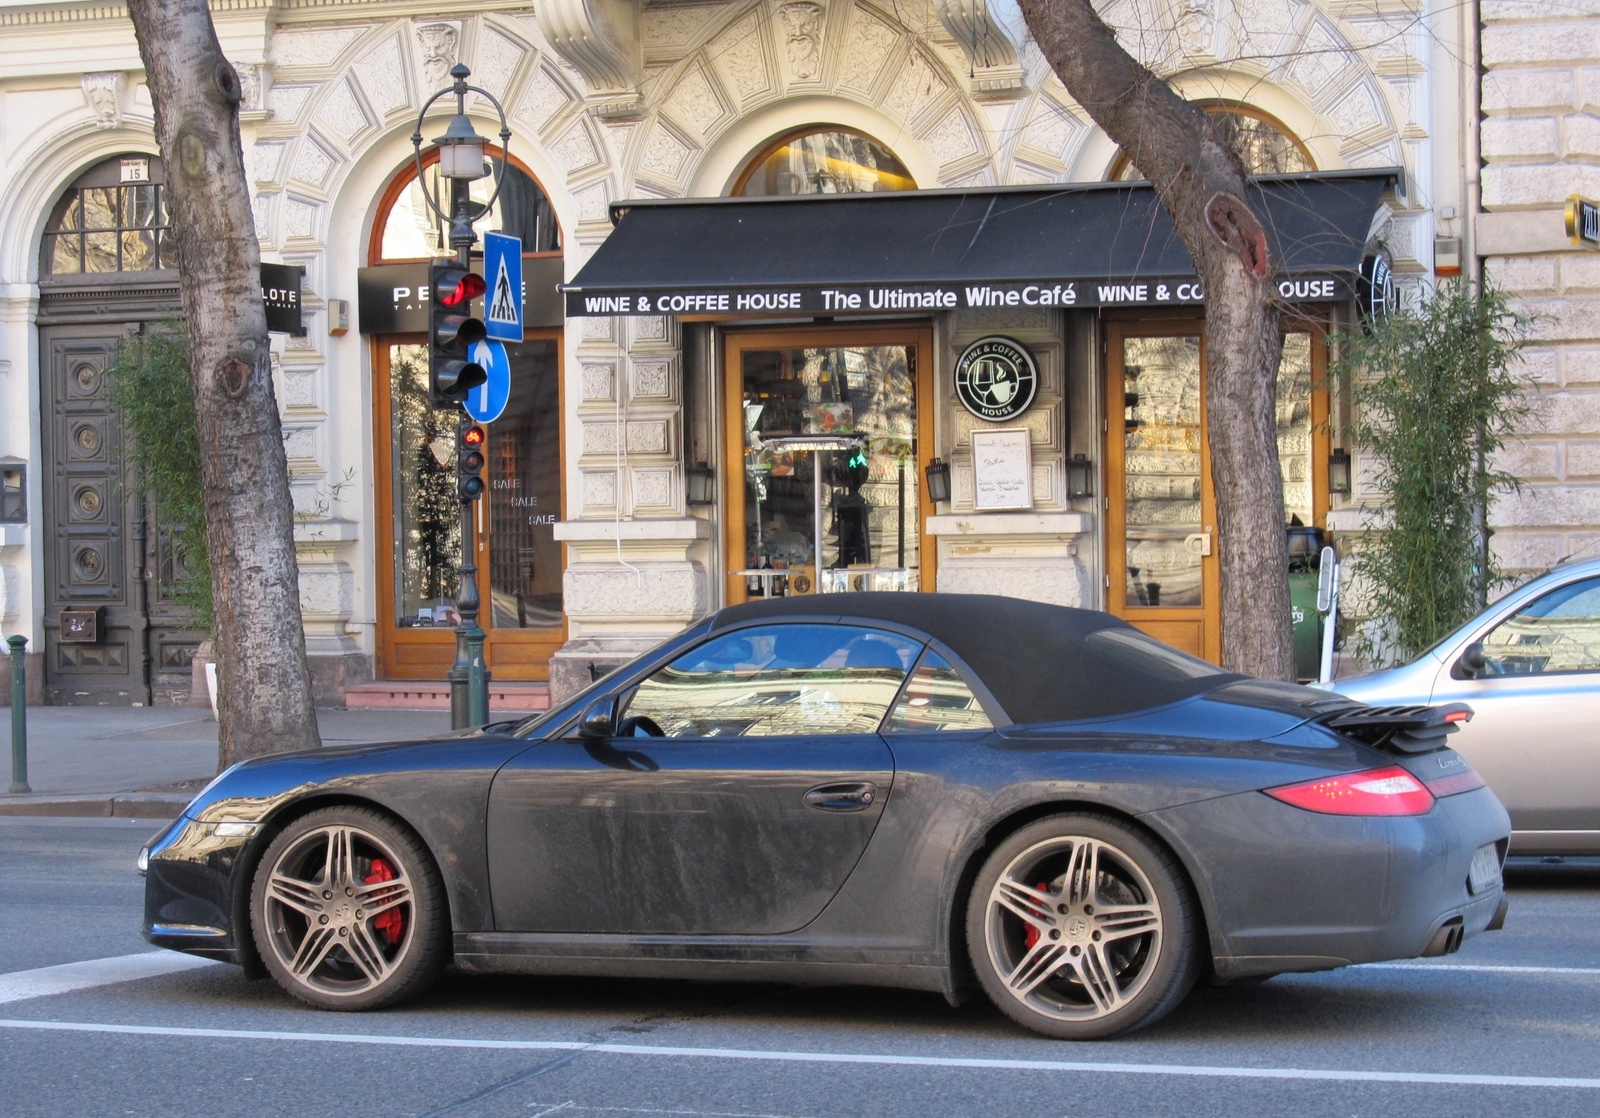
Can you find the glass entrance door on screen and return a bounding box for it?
[1104,322,1328,664]
[723,326,935,604]
[375,335,564,679]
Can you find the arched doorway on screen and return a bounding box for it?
[35,152,204,705]
[367,152,567,682]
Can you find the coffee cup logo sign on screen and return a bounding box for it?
[955,337,1039,422]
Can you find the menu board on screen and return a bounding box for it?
[971,428,1033,511]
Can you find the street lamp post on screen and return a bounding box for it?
[411,64,512,729]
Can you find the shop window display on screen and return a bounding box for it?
[740,345,919,595]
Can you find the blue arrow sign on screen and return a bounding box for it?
[465,340,510,424]
[483,231,523,342]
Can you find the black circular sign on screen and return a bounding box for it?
[1358,251,1395,325]
[955,336,1039,422]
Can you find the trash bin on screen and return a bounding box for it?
[1286,526,1327,682]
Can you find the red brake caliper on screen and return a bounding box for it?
[1023,882,1051,950]
[363,858,405,945]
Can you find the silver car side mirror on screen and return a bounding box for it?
[1455,642,1487,680]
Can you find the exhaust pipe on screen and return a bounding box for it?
[1420,916,1465,958]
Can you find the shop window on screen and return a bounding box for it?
[1109,105,1314,181]
[624,624,922,737]
[374,152,560,263]
[733,128,915,197]
[41,155,170,277]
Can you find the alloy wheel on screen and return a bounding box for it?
[258,822,417,998]
[982,834,1165,1023]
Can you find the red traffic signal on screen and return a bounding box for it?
[429,262,488,406]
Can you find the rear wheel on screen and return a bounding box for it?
[251,806,447,1011]
[966,813,1200,1039]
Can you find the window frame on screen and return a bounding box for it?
[1106,101,1315,182]
[367,146,562,266]
[730,125,917,197]
[39,154,175,284]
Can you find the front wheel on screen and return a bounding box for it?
[251,806,448,1011]
[966,813,1201,1039]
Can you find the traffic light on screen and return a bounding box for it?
[429,262,488,406]
[458,424,486,501]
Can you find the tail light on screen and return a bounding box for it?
[1265,765,1436,816]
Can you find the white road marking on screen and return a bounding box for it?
[1361,962,1600,976]
[0,952,218,1005]
[0,1019,1595,1090]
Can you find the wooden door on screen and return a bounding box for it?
[1104,322,1221,661]
[722,324,936,605]
[373,333,565,680]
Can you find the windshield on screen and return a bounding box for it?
[506,622,710,737]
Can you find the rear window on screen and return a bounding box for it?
[1083,629,1230,682]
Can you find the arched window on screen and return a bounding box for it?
[1109,104,1314,181]
[371,149,560,265]
[41,154,171,278]
[733,128,915,197]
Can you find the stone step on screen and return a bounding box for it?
[344,681,551,713]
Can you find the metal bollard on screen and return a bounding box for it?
[466,625,488,729]
[8,635,28,794]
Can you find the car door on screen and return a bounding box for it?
[1429,574,1600,835]
[485,621,919,935]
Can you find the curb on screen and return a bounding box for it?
[0,793,190,819]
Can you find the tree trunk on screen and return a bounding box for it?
[1018,0,1295,680]
[127,0,322,763]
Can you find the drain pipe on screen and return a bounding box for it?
[1464,0,1482,288]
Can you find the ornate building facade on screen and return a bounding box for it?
[0,0,1474,705]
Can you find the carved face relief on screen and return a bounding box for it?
[780,3,824,80]
[1176,0,1215,56]
[415,23,459,89]
[82,72,124,130]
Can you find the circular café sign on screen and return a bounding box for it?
[1358,251,1396,325]
[955,336,1039,422]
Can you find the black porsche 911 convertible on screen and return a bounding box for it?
[142,594,1510,1039]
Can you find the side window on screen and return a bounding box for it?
[625,624,922,737]
[1481,577,1600,675]
[885,650,994,733]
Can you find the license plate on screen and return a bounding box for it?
[1469,843,1502,895]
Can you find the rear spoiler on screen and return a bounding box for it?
[1318,703,1474,754]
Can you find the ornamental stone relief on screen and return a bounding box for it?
[581,361,618,401]
[552,121,603,174]
[472,25,528,108]
[639,125,693,182]
[581,469,619,510]
[779,2,825,81]
[314,79,371,146]
[711,12,773,104]
[414,22,460,90]
[272,26,365,69]
[354,36,412,117]
[837,8,898,94]
[884,49,947,125]
[518,66,577,134]
[290,138,336,190]
[234,62,264,113]
[923,107,978,166]
[663,62,726,141]
[267,85,313,124]
[81,72,123,129]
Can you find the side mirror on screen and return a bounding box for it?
[577,697,616,739]
[1456,642,1487,680]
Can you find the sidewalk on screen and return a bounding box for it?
[1,706,454,819]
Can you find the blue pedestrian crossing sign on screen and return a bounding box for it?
[465,340,511,424]
[483,231,523,343]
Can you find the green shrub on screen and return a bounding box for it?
[104,325,213,635]
[1334,281,1531,665]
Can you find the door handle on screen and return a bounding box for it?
[803,782,878,812]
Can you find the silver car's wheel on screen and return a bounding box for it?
[967,814,1199,1039]
[251,806,446,1011]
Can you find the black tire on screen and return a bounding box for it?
[965,812,1201,1039]
[251,805,448,1011]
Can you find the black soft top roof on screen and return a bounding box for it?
[710,593,1244,725]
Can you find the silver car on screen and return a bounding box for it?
[1321,556,1600,855]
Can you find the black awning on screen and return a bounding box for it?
[564,170,1394,317]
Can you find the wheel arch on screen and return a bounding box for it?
[234,792,456,976]
[945,799,1222,995]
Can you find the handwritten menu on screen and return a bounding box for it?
[971,429,1033,510]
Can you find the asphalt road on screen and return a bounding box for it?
[2,816,1597,1118]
